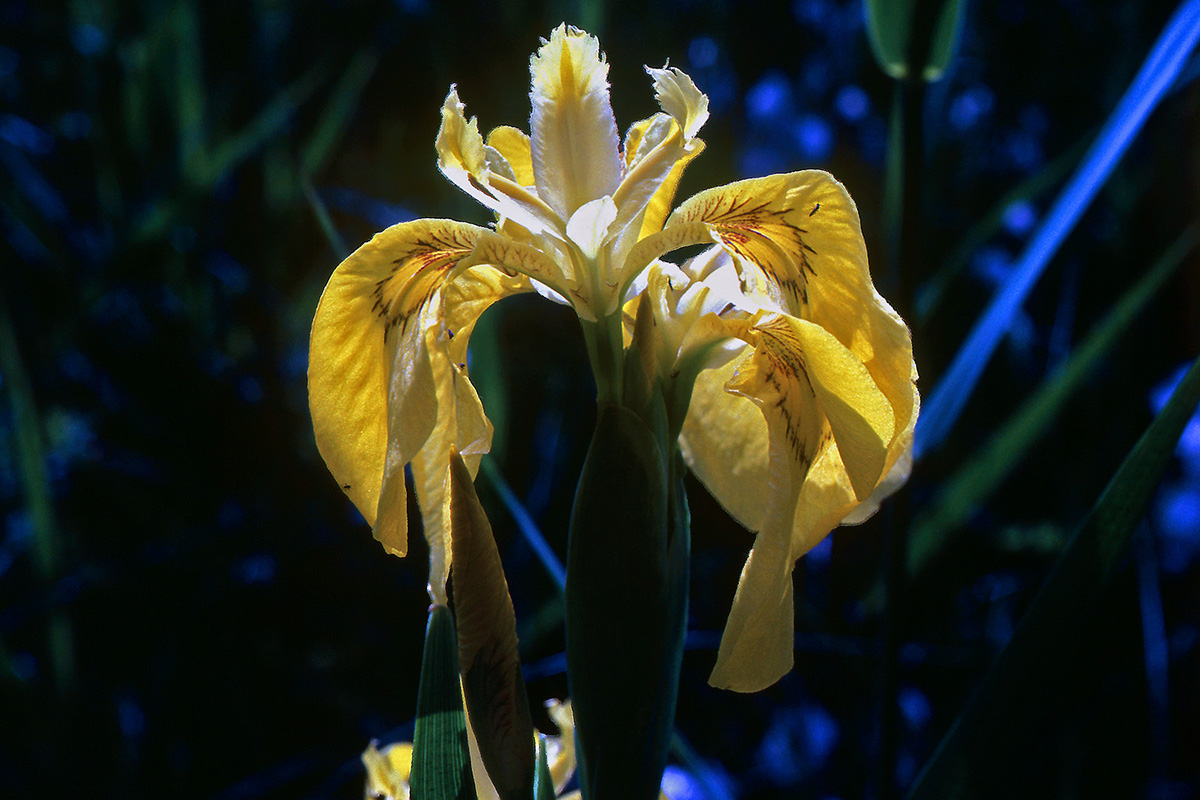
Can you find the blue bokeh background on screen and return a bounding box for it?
[1,1,1198,798]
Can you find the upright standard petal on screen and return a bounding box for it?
[529,25,622,219]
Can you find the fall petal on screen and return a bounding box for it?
[708,528,795,692]
[679,358,770,533]
[309,220,526,580]
[787,316,894,500]
[310,220,485,552]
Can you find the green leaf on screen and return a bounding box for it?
[906,352,1200,800]
[449,453,536,800]
[907,224,1199,579]
[532,735,557,800]
[171,0,206,179]
[410,605,475,800]
[566,404,689,800]
[864,0,965,81]
[301,174,349,260]
[0,287,74,693]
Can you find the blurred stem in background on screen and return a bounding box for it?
[0,285,75,697]
[868,0,964,794]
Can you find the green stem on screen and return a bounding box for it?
[566,404,688,800]
[878,1,934,795]
[579,312,625,405]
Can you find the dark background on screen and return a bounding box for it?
[1,0,1198,798]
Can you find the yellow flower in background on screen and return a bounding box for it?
[362,700,578,800]
[308,24,917,690]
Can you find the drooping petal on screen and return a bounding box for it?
[707,522,795,693]
[696,308,904,690]
[528,24,623,220]
[309,220,525,583]
[671,171,917,459]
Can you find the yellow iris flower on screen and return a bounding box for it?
[308,25,918,693]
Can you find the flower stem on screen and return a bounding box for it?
[579,311,625,406]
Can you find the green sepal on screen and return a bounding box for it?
[532,735,557,800]
[864,0,965,81]
[566,404,690,800]
[906,353,1200,799]
[410,604,476,800]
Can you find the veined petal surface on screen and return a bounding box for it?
[309,220,524,582]
[529,25,622,220]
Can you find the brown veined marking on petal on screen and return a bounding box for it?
[370,229,475,343]
[746,316,822,476]
[690,192,819,310]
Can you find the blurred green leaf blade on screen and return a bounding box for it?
[906,351,1200,799]
[908,223,1200,578]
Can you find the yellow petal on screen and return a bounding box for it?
[437,89,563,238]
[566,195,618,260]
[679,357,769,533]
[362,740,412,800]
[637,137,705,242]
[667,171,848,312]
[543,699,576,793]
[671,170,918,504]
[407,348,493,597]
[787,316,894,500]
[309,220,524,576]
[310,220,479,553]
[700,312,892,691]
[486,125,534,186]
[646,64,709,140]
[529,25,622,219]
[436,87,489,183]
[708,524,795,693]
[457,231,582,315]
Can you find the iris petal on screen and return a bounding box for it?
[529,25,623,219]
[309,220,525,596]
